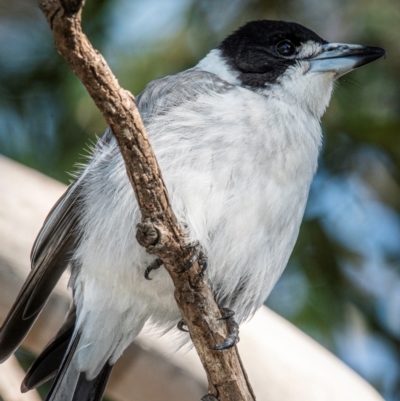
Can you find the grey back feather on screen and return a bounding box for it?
[136,69,234,122]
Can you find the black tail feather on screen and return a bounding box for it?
[23,310,113,401]
[43,330,113,401]
[22,304,76,392]
[45,331,81,401]
[72,364,113,401]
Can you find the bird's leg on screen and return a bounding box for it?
[213,308,240,350]
[144,258,163,280]
[180,241,208,273]
[201,395,218,401]
[177,319,189,332]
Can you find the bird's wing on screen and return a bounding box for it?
[0,131,118,365]
[136,68,234,122]
[0,177,82,363]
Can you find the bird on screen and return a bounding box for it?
[0,20,385,401]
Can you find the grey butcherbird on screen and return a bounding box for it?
[0,20,385,401]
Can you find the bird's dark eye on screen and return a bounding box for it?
[276,40,296,56]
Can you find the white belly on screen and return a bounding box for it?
[71,88,321,376]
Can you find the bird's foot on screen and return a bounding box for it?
[180,241,208,274]
[177,319,189,332]
[144,241,207,279]
[213,308,240,350]
[201,395,218,401]
[144,258,163,280]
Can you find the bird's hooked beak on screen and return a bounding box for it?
[308,43,386,78]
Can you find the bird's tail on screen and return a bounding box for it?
[21,303,113,401]
[42,331,112,401]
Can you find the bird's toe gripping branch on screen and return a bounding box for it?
[144,240,208,280]
[177,319,189,332]
[177,308,239,351]
[213,308,240,350]
[144,258,163,280]
[180,241,208,273]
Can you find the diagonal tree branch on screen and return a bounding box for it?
[38,0,255,400]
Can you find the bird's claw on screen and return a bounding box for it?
[177,319,189,332]
[180,241,208,274]
[201,395,218,401]
[213,308,240,350]
[144,258,163,280]
[180,254,198,273]
[218,308,235,320]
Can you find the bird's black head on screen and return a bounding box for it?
[219,20,328,88]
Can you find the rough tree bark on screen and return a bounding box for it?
[38,0,255,400]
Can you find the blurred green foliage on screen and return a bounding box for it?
[0,0,399,399]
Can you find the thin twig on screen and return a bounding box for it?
[38,0,255,399]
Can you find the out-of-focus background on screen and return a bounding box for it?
[0,0,399,400]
